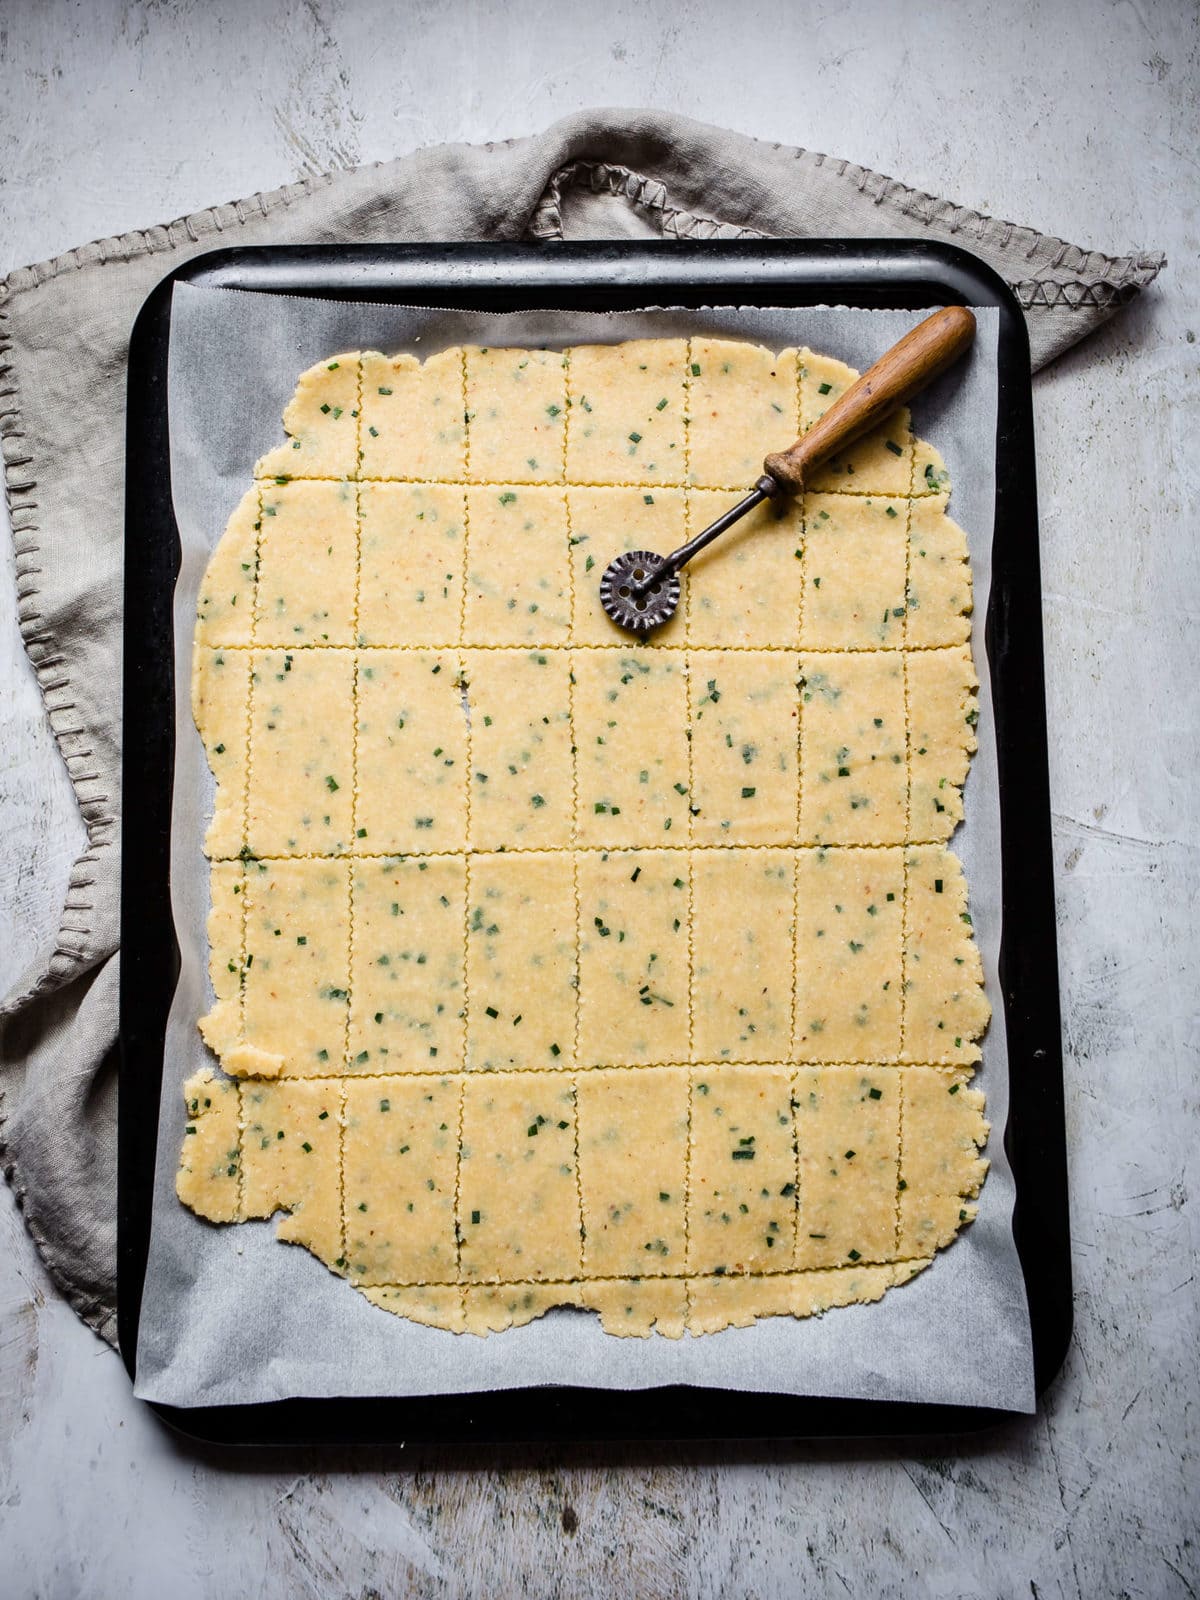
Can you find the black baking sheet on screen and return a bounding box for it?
[119,240,1070,1445]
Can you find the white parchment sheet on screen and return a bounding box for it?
[134,285,1035,1412]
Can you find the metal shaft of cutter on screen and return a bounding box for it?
[630,474,781,598]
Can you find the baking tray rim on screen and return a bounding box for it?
[119,237,1070,1446]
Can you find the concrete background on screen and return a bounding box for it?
[1,0,1196,1596]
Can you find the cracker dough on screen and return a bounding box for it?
[182,336,990,1337]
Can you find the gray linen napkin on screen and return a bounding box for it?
[0,108,1164,1347]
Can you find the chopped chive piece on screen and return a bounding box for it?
[818,381,832,395]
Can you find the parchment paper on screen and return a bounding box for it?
[134,284,1034,1413]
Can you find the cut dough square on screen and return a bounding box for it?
[463,648,574,850]
[197,860,245,1059]
[576,850,691,1066]
[464,486,571,645]
[688,649,800,846]
[691,849,795,1062]
[256,354,360,479]
[688,1261,906,1333]
[566,339,687,484]
[577,1066,689,1277]
[799,651,907,845]
[903,847,990,1064]
[253,478,357,647]
[176,1068,242,1224]
[688,1065,796,1276]
[913,438,952,496]
[792,1065,900,1270]
[192,645,250,859]
[906,645,978,842]
[241,1077,342,1266]
[349,856,466,1072]
[566,486,688,647]
[687,340,798,490]
[247,647,356,856]
[800,493,909,650]
[359,349,466,479]
[240,857,350,1076]
[801,350,912,494]
[465,345,567,483]
[906,493,972,647]
[579,1277,687,1339]
[355,649,468,854]
[344,1075,461,1285]
[898,1066,989,1255]
[686,490,804,648]
[458,1071,582,1282]
[466,852,577,1071]
[463,1283,575,1334]
[357,482,465,647]
[195,487,259,647]
[793,847,904,1062]
[572,649,690,847]
[362,1285,466,1332]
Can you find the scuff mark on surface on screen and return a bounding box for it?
[0,1296,39,1465]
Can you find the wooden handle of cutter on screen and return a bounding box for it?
[762,305,976,494]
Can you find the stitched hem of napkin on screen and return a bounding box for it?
[0,1097,119,1346]
[0,286,119,1010]
[528,154,1166,307]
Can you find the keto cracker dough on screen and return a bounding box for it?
[180,337,990,1339]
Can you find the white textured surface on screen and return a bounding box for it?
[0,0,1196,1595]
